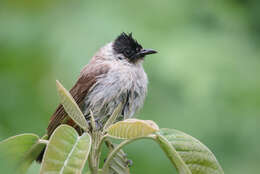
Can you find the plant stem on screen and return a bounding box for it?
[88,130,105,174]
[38,139,49,144]
[102,135,155,173]
[96,134,108,156]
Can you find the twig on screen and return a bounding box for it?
[102,135,155,173]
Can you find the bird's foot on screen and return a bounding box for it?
[85,114,103,131]
[94,118,102,130]
[126,159,133,167]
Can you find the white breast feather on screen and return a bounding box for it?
[83,56,148,120]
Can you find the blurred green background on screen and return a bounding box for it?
[0,0,260,173]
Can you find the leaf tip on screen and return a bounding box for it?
[56,80,62,90]
[145,120,160,131]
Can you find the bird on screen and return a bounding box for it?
[37,32,157,162]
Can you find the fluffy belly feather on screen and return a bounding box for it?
[82,62,148,123]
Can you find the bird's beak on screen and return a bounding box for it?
[132,48,157,60]
[139,49,157,56]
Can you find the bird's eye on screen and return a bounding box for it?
[124,49,132,57]
[118,55,123,60]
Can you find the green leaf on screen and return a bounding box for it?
[103,103,123,131]
[107,119,159,139]
[156,129,224,174]
[105,141,130,174]
[108,148,130,174]
[0,133,45,174]
[56,80,89,131]
[40,125,91,174]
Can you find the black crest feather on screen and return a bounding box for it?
[113,32,143,59]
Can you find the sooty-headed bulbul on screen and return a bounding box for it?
[37,32,157,162]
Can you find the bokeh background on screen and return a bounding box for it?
[1,0,260,173]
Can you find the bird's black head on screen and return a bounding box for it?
[113,32,157,62]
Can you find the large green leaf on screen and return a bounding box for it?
[105,141,130,174]
[107,119,159,139]
[40,125,91,174]
[56,80,89,131]
[156,129,224,174]
[0,133,45,174]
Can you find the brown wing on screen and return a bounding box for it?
[47,61,109,136]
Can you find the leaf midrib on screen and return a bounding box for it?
[59,136,80,174]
